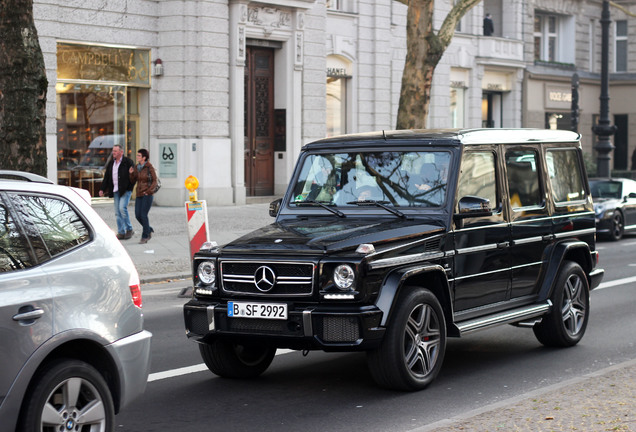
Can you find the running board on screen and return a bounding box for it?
[456,301,552,335]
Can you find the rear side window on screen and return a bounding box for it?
[547,149,586,203]
[9,193,90,260]
[505,150,542,209]
[0,198,36,272]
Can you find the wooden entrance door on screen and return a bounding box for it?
[244,47,275,196]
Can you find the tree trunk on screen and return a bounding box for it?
[396,0,481,130]
[0,0,48,175]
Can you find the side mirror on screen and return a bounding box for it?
[454,196,493,219]
[269,198,282,217]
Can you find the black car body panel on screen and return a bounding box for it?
[184,129,604,389]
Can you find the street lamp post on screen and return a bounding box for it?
[592,0,617,178]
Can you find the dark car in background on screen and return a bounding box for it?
[590,177,636,241]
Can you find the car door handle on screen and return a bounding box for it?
[497,241,509,249]
[542,234,555,241]
[13,308,44,321]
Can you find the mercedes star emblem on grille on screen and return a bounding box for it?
[254,266,276,292]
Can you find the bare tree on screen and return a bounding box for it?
[0,0,47,175]
[396,0,481,130]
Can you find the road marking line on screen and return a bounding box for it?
[148,349,295,383]
[596,275,636,290]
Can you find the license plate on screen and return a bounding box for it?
[227,301,288,320]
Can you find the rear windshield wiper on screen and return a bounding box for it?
[346,200,406,219]
[294,199,346,218]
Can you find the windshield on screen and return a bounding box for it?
[590,180,622,199]
[290,151,451,208]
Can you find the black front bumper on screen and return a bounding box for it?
[183,300,385,352]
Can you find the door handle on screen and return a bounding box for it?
[13,308,44,321]
[542,234,555,241]
[497,241,509,249]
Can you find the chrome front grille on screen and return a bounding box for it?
[220,260,314,296]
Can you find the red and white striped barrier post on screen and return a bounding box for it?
[184,176,209,259]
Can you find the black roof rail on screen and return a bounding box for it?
[0,170,54,184]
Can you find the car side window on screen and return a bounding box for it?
[0,198,36,272]
[505,150,542,209]
[9,193,90,260]
[456,151,498,209]
[546,149,586,203]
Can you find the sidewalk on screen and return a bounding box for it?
[93,201,635,432]
[92,201,272,283]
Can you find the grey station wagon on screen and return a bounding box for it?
[184,129,604,391]
[0,171,152,431]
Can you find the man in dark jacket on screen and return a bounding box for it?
[483,13,494,36]
[99,144,136,239]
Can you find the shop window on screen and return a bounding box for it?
[450,87,465,128]
[55,85,139,197]
[327,77,347,137]
[545,112,571,131]
[615,20,627,72]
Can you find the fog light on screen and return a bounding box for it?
[333,264,355,290]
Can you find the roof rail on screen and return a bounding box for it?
[0,170,54,184]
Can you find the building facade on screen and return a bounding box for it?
[34,0,636,206]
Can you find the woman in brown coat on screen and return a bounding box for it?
[129,149,158,244]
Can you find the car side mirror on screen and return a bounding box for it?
[454,196,493,219]
[629,192,636,199]
[269,198,282,217]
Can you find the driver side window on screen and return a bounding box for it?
[456,151,498,210]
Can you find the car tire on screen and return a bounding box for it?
[609,211,624,241]
[199,340,276,379]
[19,359,114,432]
[367,287,446,391]
[533,261,590,347]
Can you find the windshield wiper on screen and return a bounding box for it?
[346,200,406,219]
[294,199,346,218]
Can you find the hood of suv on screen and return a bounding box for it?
[220,217,446,254]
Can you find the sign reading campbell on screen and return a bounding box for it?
[57,42,151,87]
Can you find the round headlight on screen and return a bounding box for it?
[197,261,216,285]
[333,264,355,290]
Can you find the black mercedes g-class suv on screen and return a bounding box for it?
[184,129,604,391]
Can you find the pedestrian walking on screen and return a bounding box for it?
[129,149,157,244]
[99,144,135,240]
[483,13,494,36]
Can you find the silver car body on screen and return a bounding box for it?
[0,178,151,430]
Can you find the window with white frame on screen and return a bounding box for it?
[615,20,627,72]
[534,13,558,62]
[326,0,356,13]
[534,11,575,64]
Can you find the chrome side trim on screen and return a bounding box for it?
[454,222,508,233]
[455,243,498,254]
[368,251,445,270]
[450,267,509,282]
[457,301,552,334]
[512,236,543,245]
[303,310,313,337]
[207,305,216,331]
[512,261,542,270]
[554,227,596,238]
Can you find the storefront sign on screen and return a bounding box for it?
[327,67,349,78]
[159,143,177,178]
[57,43,151,87]
[482,71,511,92]
[545,85,573,109]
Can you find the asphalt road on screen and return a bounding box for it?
[115,238,636,431]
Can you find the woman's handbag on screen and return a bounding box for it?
[147,169,161,194]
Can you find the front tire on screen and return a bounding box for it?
[199,340,276,379]
[19,359,114,432]
[533,261,590,347]
[367,288,446,391]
